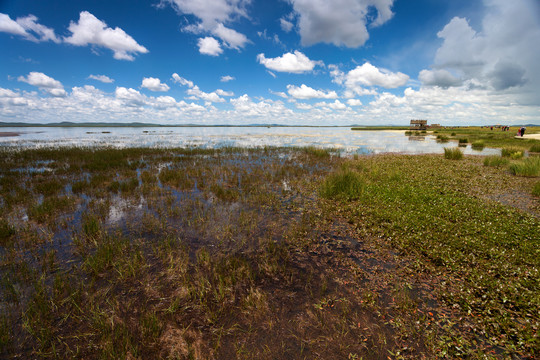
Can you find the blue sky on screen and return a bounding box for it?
[1,0,539,125]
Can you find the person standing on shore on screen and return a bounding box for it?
[520,127,526,137]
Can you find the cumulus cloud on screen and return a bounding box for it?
[64,11,148,60]
[287,84,338,99]
[288,0,394,47]
[430,0,540,98]
[347,99,362,106]
[141,77,170,92]
[221,75,235,82]
[213,23,248,49]
[18,71,67,97]
[257,51,322,73]
[315,100,347,110]
[230,94,293,117]
[344,63,409,88]
[198,36,223,56]
[0,13,59,42]
[171,73,232,102]
[164,0,250,52]
[88,74,114,83]
[172,73,194,88]
[418,69,462,88]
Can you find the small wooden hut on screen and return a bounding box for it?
[410,119,427,130]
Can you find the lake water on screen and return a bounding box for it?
[0,126,500,156]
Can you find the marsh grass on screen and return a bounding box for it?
[1,146,538,359]
[436,135,449,142]
[533,182,540,196]
[530,143,540,153]
[443,147,463,160]
[501,146,524,158]
[471,140,485,150]
[319,167,365,200]
[509,156,540,177]
[483,155,509,167]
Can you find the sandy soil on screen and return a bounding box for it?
[515,133,540,140]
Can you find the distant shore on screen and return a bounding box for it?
[0,132,20,137]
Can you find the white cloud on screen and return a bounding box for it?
[198,36,223,56]
[187,86,225,102]
[230,94,293,117]
[343,62,409,89]
[0,13,59,42]
[430,0,540,101]
[115,87,146,106]
[315,100,347,110]
[164,0,250,53]
[280,18,294,32]
[288,0,394,47]
[0,13,27,36]
[172,73,194,88]
[141,77,170,92]
[216,89,234,96]
[287,84,338,99]
[18,72,67,97]
[64,11,148,61]
[257,51,322,73]
[221,75,235,82]
[88,74,114,83]
[213,23,249,49]
[347,99,362,106]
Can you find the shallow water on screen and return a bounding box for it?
[0,126,500,155]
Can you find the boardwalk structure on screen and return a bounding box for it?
[410,120,427,130]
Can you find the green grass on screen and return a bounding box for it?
[0,219,15,244]
[471,140,485,150]
[533,182,540,196]
[483,155,509,167]
[530,143,540,153]
[458,138,468,144]
[501,146,524,158]
[431,126,540,150]
[319,167,365,200]
[509,156,540,177]
[321,154,539,356]
[444,147,463,160]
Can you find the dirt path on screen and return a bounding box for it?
[515,133,540,140]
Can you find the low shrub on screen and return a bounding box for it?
[458,138,468,144]
[444,147,463,160]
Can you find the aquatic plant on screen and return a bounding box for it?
[483,156,509,167]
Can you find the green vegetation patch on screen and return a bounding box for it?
[509,156,540,177]
[321,155,539,356]
[443,147,463,160]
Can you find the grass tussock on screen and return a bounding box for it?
[483,155,509,167]
[471,140,485,150]
[319,167,365,200]
[529,143,540,153]
[509,156,540,177]
[444,147,463,160]
[501,146,524,158]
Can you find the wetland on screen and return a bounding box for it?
[0,127,539,359]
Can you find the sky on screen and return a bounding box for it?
[0,0,539,126]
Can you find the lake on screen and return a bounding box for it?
[0,126,500,155]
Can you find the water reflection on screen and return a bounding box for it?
[0,127,501,156]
